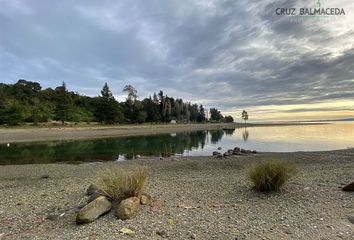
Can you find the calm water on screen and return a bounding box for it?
[0,122,353,164]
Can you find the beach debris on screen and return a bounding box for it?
[76,196,112,224]
[120,227,135,235]
[177,204,196,209]
[140,193,152,205]
[167,218,174,226]
[342,182,354,192]
[115,197,140,220]
[6,143,10,147]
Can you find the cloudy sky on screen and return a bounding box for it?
[0,0,353,121]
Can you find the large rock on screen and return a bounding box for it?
[76,196,112,224]
[87,191,103,203]
[115,197,140,220]
[140,193,152,205]
[212,151,220,156]
[342,182,354,192]
[86,184,101,195]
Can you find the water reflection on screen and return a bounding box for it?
[1,122,353,165]
[0,130,218,165]
[242,128,249,142]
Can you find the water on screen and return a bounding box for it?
[0,122,353,165]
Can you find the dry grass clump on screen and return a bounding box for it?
[248,160,297,192]
[94,165,148,202]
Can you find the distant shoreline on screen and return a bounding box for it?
[0,122,327,144]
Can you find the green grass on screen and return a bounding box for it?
[93,165,149,202]
[248,160,297,192]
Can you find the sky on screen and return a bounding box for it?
[0,0,353,121]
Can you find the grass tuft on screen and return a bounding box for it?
[93,165,149,202]
[248,160,297,192]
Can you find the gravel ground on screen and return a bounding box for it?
[0,149,353,240]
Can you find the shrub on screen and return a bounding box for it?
[94,165,148,202]
[248,160,296,192]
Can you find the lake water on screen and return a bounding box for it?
[0,122,353,164]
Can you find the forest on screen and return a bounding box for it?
[0,79,234,125]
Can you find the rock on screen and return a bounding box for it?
[240,149,246,153]
[135,154,141,159]
[217,147,222,150]
[223,152,230,157]
[87,191,103,203]
[227,149,233,154]
[120,227,135,235]
[156,230,168,238]
[212,151,220,156]
[216,154,223,159]
[252,150,257,153]
[348,216,354,224]
[233,151,242,155]
[140,193,152,205]
[76,196,112,224]
[159,157,164,160]
[245,150,252,154]
[115,197,140,220]
[86,184,101,195]
[40,174,50,179]
[233,147,240,152]
[46,214,59,221]
[342,182,354,191]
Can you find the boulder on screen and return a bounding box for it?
[252,150,257,154]
[212,151,220,156]
[233,147,240,152]
[216,154,223,159]
[140,193,152,205]
[223,152,230,157]
[87,191,103,203]
[342,182,354,192]
[240,149,246,153]
[86,184,101,195]
[115,197,140,220]
[227,149,233,154]
[232,151,242,155]
[76,196,112,224]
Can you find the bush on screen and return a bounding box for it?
[248,160,297,192]
[94,166,148,202]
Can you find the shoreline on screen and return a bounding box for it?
[0,122,326,144]
[0,149,353,239]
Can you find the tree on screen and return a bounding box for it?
[209,108,223,122]
[224,115,234,123]
[55,82,74,124]
[96,83,123,124]
[242,110,249,124]
[197,105,206,122]
[122,85,144,123]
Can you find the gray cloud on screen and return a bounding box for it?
[0,0,353,115]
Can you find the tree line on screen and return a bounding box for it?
[0,79,234,125]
